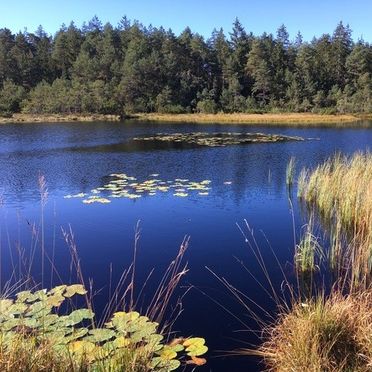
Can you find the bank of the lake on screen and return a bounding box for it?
[1,112,371,125]
[135,112,367,124]
[0,113,121,124]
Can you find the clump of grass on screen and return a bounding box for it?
[297,152,372,289]
[258,152,372,371]
[298,152,372,233]
[259,290,372,372]
[295,218,323,274]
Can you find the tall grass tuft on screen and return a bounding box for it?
[230,152,372,371]
[298,152,372,289]
[294,217,323,275]
[259,290,372,372]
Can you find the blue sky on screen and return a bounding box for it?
[0,0,371,41]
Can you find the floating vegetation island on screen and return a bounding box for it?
[133,132,305,147]
[64,174,212,204]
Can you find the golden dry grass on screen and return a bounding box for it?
[136,113,361,125]
[259,290,372,372]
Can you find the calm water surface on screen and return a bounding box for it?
[0,120,371,371]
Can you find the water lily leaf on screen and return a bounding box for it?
[169,344,184,352]
[64,284,87,298]
[113,336,131,348]
[0,299,14,312]
[183,337,208,356]
[69,340,95,355]
[183,337,205,347]
[47,293,65,307]
[50,285,67,295]
[8,302,28,315]
[40,314,59,327]
[151,357,180,371]
[159,347,177,360]
[111,311,139,331]
[27,289,47,303]
[1,319,21,331]
[66,309,94,325]
[147,333,164,345]
[185,344,208,357]
[86,328,115,343]
[26,301,51,317]
[64,328,89,342]
[16,291,32,303]
[23,317,38,328]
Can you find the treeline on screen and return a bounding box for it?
[0,16,371,117]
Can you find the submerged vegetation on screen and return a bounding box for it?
[134,132,304,147]
[0,18,371,118]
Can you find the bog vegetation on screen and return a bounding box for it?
[0,17,371,117]
[0,285,207,371]
[258,152,372,371]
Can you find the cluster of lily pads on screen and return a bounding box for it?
[0,285,207,371]
[133,132,304,147]
[64,173,212,204]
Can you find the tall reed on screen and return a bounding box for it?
[298,152,372,289]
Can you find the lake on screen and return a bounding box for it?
[0,120,371,371]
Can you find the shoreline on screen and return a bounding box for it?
[0,113,121,124]
[135,113,370,124]
[0,112,371,125]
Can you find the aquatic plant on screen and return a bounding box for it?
[64,173,213,203]
[297,152,372,289]
[134,132,304,148]
[0,285,207,371]
[285,156,296,187]
[294,219,324,274]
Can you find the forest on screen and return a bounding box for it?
[0,16,371,117]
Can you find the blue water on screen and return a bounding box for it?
[0,120,371,371]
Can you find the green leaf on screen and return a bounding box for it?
[16,291,32,303]
[64,284,87,298]
[50,285,67,294]
[46,293,65,307]
[64,309,94,326]
[26,301,51,317]
[86,328,115,343]
[159,347,177,360]
[8,302,28,315]
[183,337,208,357]
[26,289,47,303]
[69,340,95,355]
[0,299,14,312]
